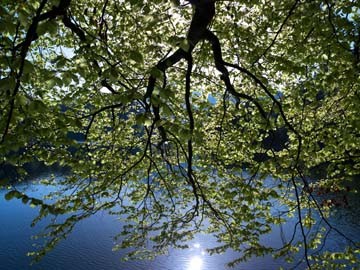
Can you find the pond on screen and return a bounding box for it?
[1,174,359,270]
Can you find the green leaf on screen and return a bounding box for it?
[0,77,16,91]
[180,39,190,52]
[144,118,152,127]
[4,190,22,201]
[0,19,17,34]
[179,128,192,140]
[0,178,9,186]
[129,50,144,63]
[135,114,146,125]
[37,20,58,36]
[29,100,47,112]
[45,78,57,88]
[23,60,34,74]
[30,198,43,207]
[150,95,160,106]
[16,95,28,106]
[18,10,29,26]
[22,196,30,204]
[150,67,163,79]
[170,0,180,6]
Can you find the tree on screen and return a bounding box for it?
[1,0,360,268]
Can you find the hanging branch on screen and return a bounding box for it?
[291,175,311,269]
[184,53,201,218]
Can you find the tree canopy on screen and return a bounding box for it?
[1,0,360,268]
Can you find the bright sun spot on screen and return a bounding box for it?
[187,256,203,270]
[193,243,201,249]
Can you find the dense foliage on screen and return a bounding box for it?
[1,0,360,268]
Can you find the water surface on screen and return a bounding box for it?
[1,177,359,269]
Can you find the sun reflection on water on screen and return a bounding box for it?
[187,256,203,270]
[186,243,204,270]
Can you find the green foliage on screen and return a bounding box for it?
[4,190,23,201]
[1,0,360,268]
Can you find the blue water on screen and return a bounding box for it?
[1,177,359,270]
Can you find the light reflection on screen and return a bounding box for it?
[187,256,203,270]
[99,86,112,94]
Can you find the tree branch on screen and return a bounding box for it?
[1,0,49,144]
[1,0,87,143]
[252,0,300,65]
[143,0,216,143]
[82,103,123,140]
[184,53,200,217]
[204,30,268,120]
